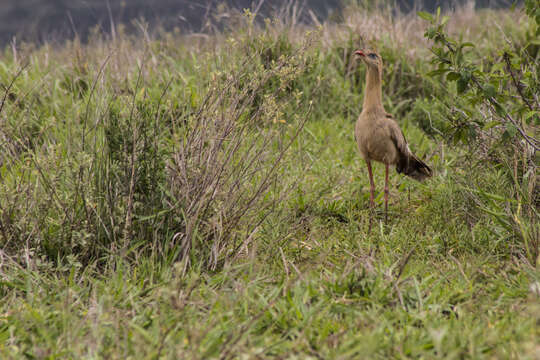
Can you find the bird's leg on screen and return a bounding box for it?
[366,160,376,208]
[366,160,375,232]
[384,163,389,224]
[366,160,375,207]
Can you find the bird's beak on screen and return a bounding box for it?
[355,50,365,58]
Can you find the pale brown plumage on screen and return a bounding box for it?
[354,49,432,224]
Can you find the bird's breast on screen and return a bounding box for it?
[355,116,399,165]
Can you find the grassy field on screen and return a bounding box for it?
[0,3,538,359]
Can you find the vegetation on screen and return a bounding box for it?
[0,2,538,359]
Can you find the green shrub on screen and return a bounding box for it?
[420,6,539,266]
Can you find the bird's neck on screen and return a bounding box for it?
[362,67,383,111]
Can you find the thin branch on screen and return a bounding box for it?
[0,63,28,116]
[502,52,536,112]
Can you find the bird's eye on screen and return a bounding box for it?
[368,53,377,59]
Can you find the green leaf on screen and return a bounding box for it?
[524,111,539,124]
[417,11,434,22]
[425,28,437,39]
[505,122,518,137]
[483,84,497,98]
[483,121,500,130]
[461,42,475,48]
[428,68,449,76]
[457,76,469,94]
[493,102,506,117]
[447,72,460,81]
[490,62,504,74]
[441,16,450,26]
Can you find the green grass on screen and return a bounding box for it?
[0,4,539,359]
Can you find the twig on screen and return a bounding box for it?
[502,52,536,112]
[394,245,416,280]
[0,63,28,116]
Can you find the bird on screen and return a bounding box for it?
[354,49,432,227]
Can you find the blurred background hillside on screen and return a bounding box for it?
[0,0,517,47]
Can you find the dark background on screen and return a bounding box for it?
[0,0,518,47]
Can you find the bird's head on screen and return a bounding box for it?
[355,49,382,72]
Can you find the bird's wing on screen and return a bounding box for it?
[386,116,409,157]
[384,115,411,174]
[386,115,432,180]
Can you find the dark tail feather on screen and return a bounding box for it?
[397,153,432,181]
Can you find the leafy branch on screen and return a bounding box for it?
[419,8,539,151]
